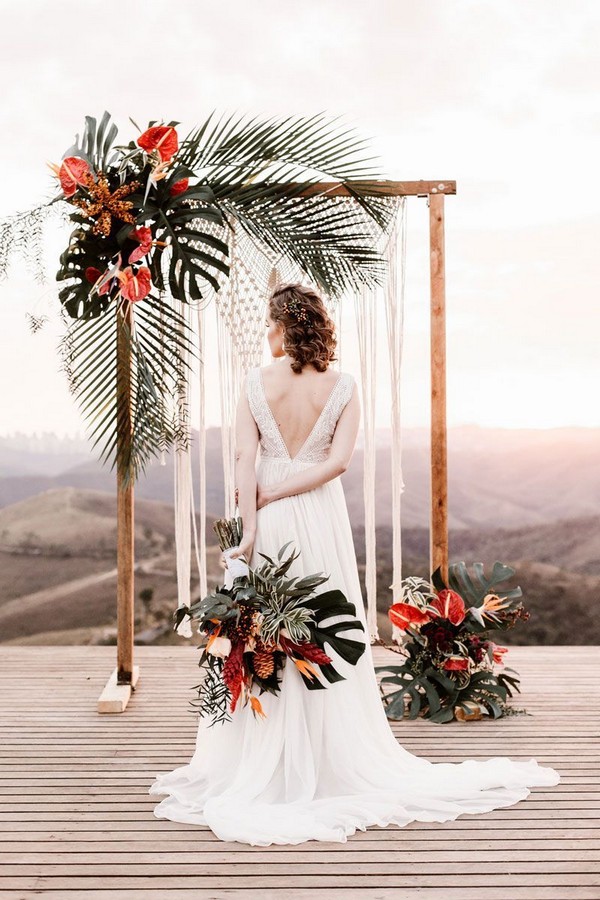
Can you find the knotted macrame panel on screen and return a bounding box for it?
[174,195,407,646]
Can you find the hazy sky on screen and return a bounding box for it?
[1,0,599,434]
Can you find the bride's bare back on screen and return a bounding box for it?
[259,364,346,462]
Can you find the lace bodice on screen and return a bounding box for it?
[245,366,355,464]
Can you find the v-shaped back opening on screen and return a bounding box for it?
[258,367,343,463]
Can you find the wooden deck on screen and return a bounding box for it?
[0,644,597,899]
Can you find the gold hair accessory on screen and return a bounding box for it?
[282,296,310,324]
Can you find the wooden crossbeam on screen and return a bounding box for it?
[256,180,456,198]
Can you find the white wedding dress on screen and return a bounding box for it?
[148,365,561,845]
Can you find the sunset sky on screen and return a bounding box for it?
[1,0,598,434]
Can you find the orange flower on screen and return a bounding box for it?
[482,593,512,615]
[117,266,152,302]
[250,695,267,719]
[443,655,469,671]
[388,602,431,632]
[430,589,466,625]
[49,156,90,198]
[137,125,178,162]
[293,658,319,681]
[128,226,153,264]
[490,643,509,665]
[169,177,189,197]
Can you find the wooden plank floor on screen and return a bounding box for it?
[0,644,598,899]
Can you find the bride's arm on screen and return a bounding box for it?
[233,377,259,554]
[263,385,360,503]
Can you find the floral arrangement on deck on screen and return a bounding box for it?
[175,517,366,725]
[375,561,530,724]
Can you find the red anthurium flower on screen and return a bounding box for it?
[85,266,101,283]
[169,177,189,197]
[128,226,153,264]
[443,655,469,671]
[137,125,178,162]
[84,266,110,295]
[388,602,431,632]
[490,643,509,665]
[54,156,90,198]
[430,589,466,625]
[117,266,152,302]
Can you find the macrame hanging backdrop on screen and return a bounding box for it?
[173,196,407,644]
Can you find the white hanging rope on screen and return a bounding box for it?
[383,200,407,642]
[353,282,379,642]
[193,302,208,600]
[216,303,236,519]
[173,297,194,638]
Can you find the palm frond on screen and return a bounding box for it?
[179,110,397,297]
[59,293,197,483]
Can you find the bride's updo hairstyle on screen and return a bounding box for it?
[268,283,338,374]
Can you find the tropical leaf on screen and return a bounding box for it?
[299,589,366,690]
[58,293,196,483]
[432,560,523,608]
[178,110,398,298]
[63,110,120,171]
[140,184,229,302]
[376,662,460,722]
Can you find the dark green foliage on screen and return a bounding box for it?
[376,561,527,723]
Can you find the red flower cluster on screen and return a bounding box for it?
[137,125,178,162]
[279,636,332,666]
[222,641,246,712]
[52,121,192,307]
[54,157,90,198]
[389,587,509,674]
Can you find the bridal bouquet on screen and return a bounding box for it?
[175,517,366,725]
[375,561,529,724]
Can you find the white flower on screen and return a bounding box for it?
[175,614,193,638]
[208,635,232,658]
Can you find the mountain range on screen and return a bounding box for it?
[0,425,597,645]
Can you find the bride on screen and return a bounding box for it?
[149,282,561,846]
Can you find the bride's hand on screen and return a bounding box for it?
[256,483,276,510]
[219,535,255,570]
[228,535,255,564]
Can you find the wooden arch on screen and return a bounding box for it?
[98,179,456,712]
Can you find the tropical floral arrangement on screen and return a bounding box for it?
[375,561,530,724]
[49,114,227,318]
[41,112,231,481]
[174,517,366,725]
[1,109,399,484]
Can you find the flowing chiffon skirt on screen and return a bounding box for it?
[148,455,561,845]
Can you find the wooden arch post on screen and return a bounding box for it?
[97,302,139,713]
[428,190,449,585]
[96,179,455,712]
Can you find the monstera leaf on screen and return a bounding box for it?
[432,560,523,608]
[61,110,120,175]
[298,589,366,690]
